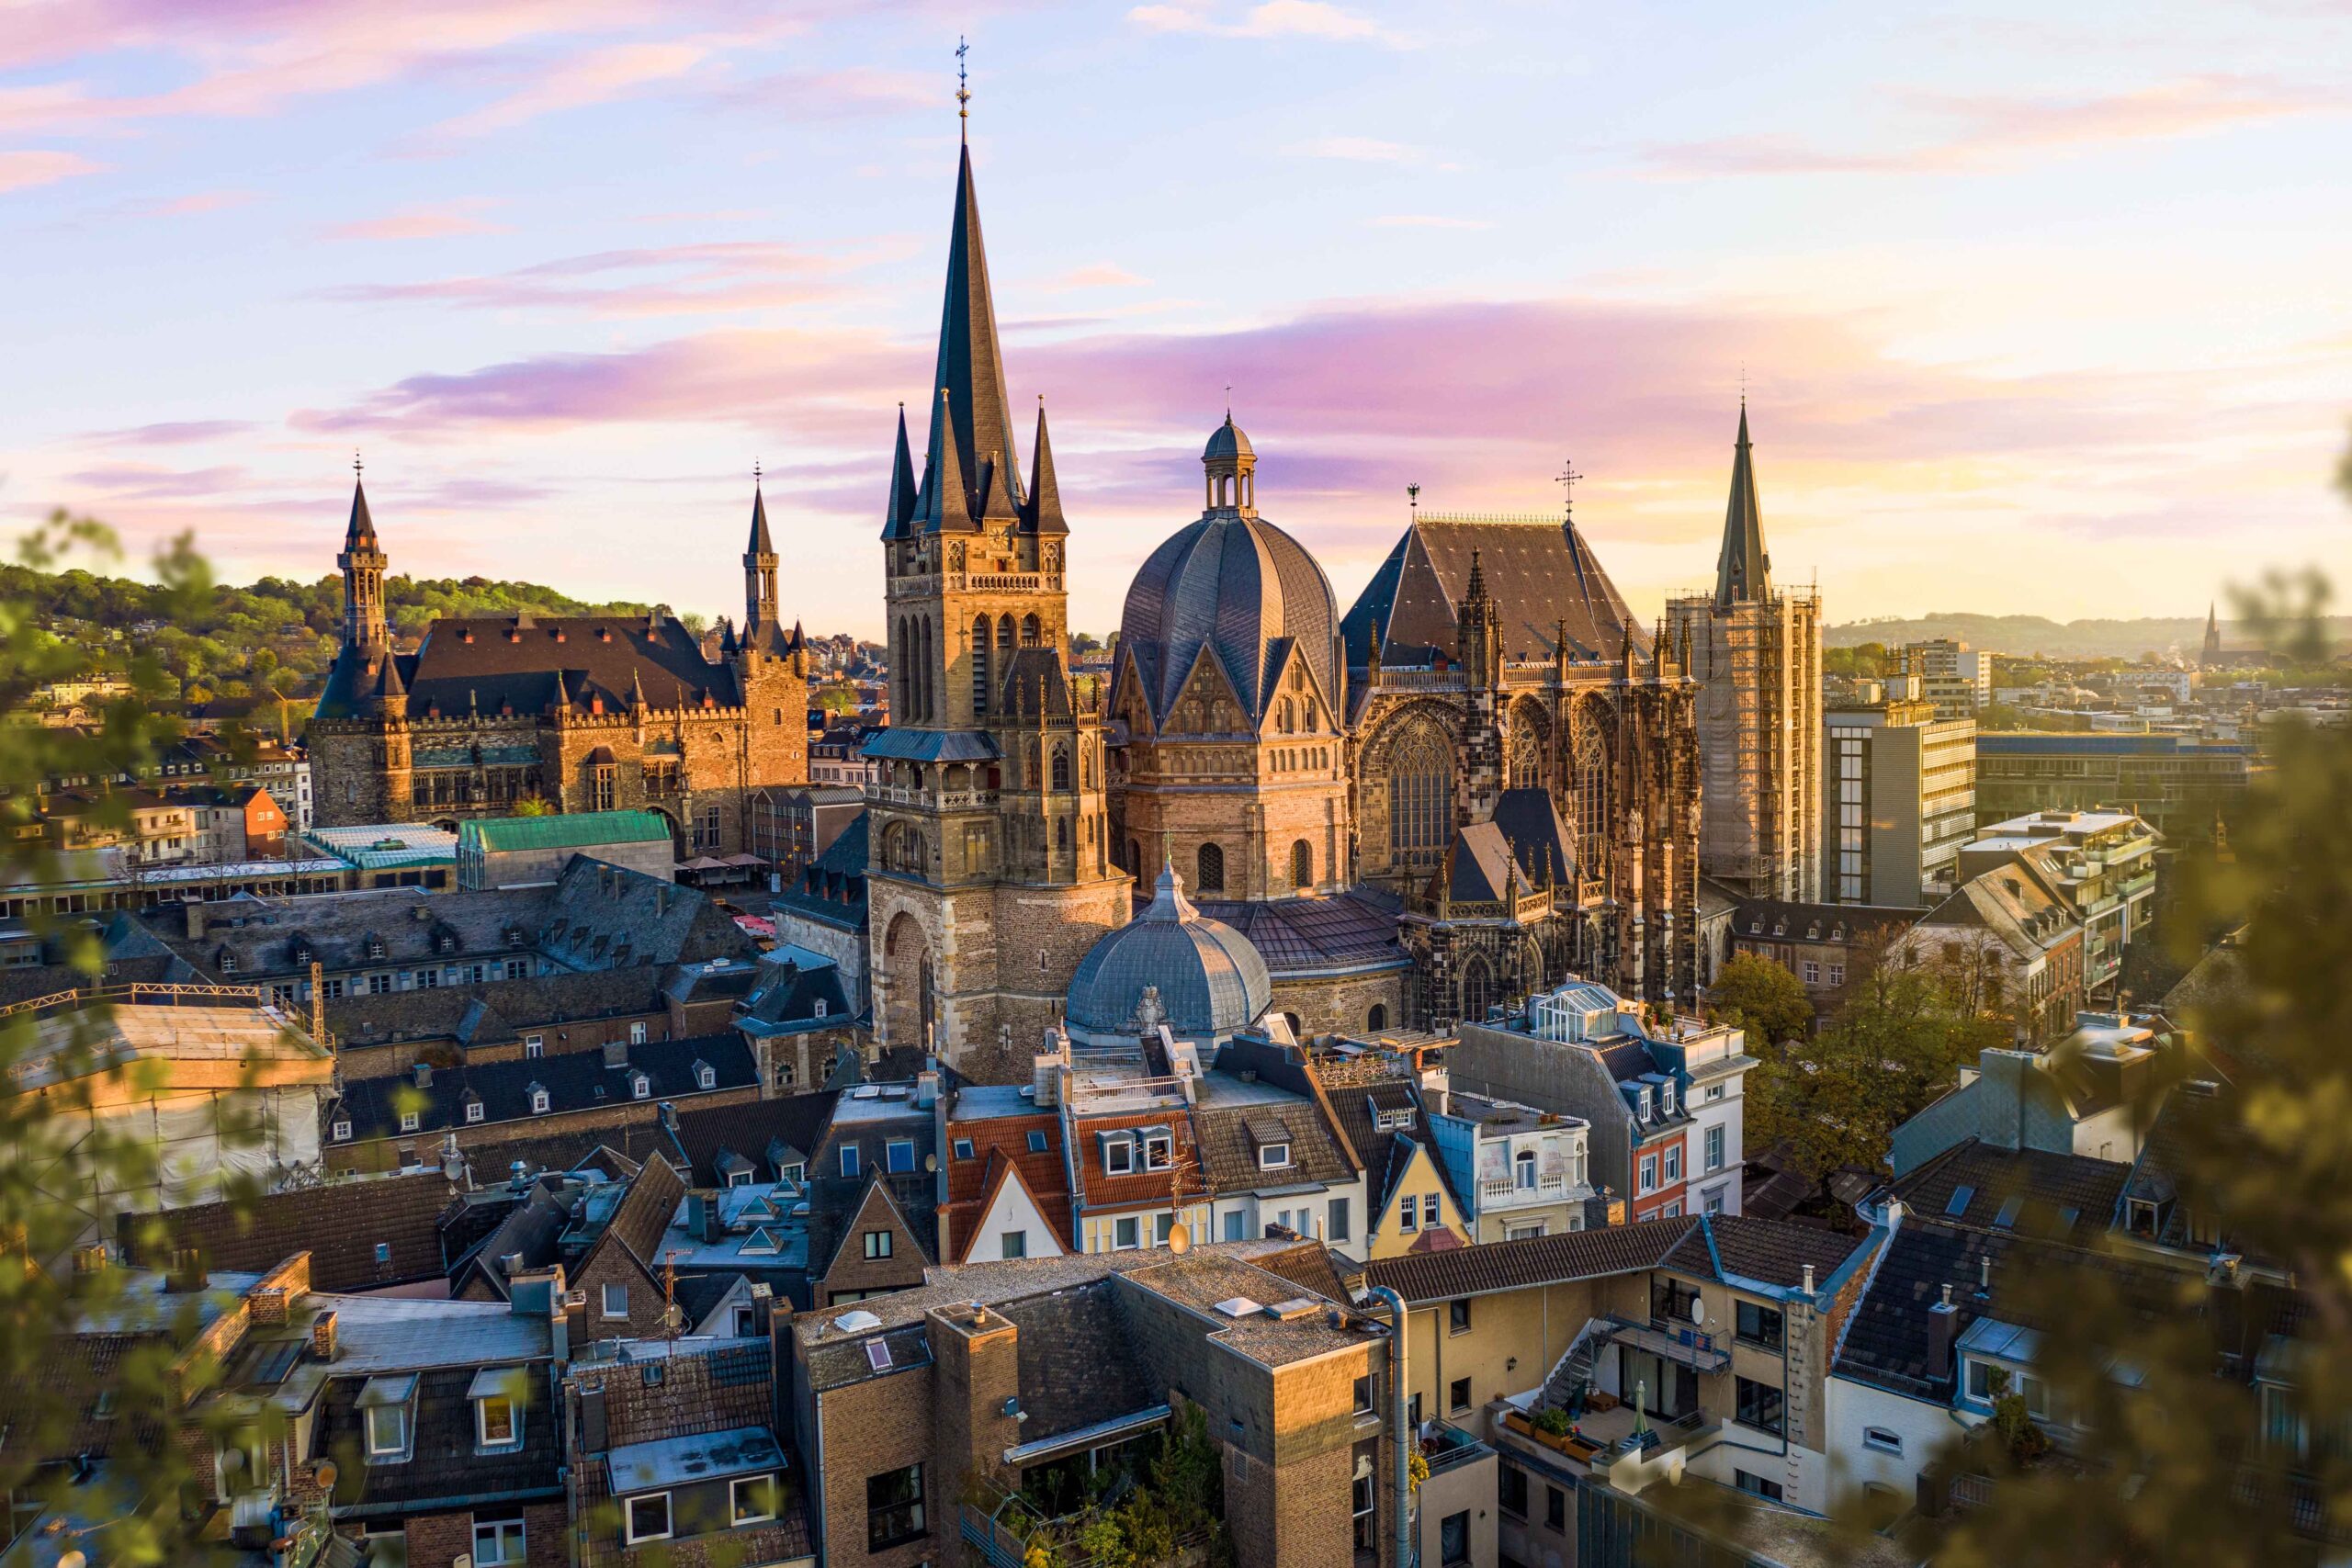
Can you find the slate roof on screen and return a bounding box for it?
[1067,862,1271,1037]
[1190,1087,1356,1195]
[320,1360,562,1516]
[1341,516,1643,670]
[1919,863,2079,961]
[773,811,867,934]
[1321,1074,1427,1218]
[1441,819,1535,904]
[1714,403,1771,607]
[1889,1137,2130,1246]
[998,1280,1157,1440]
[1114,508,1339,727]
[1363,1214,1700,1304]
[1663,1213,1868,1291]
[320,613,746,723]
[1490,787,1577,887]
[590,1156,689,1277]
[662,1091,841,1187]
[734,948,853,1037]
[330,1032,757,1142]
[326,966,665,1053]
[1191,889,1408,976]
[121,1171,474,1292]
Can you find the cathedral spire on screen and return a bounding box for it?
[922,387,977,533]
[881,403,919,541]
[2201,600,2222,667]
[338,464,389,652]
[925,139,1023,525]
[744,471,780,639]
[1026,398,1068,536]
[1714,400,1770,609]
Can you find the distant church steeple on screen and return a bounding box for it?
[339,456,388,651]
[1714,400,1770,609]
[2201,601,2222,668]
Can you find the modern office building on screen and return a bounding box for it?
[1824,678,1977,908]
[1973,732,2250,840]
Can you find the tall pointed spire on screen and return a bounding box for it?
[2201,601,2222,667]
[743,468,780,644]
[338,458,389,652]
[1026,398,1067,536]
[1714,400,1770,609]
[922,387,976,533]
[926,141,1023,524]
[881,404,919,541]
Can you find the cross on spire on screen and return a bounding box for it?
[1556,457,1584,523]
[956,36,970,141]
[353,449,363,478]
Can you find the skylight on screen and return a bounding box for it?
[1944,1185,1975,1218]
[1993,1195,2025,1229]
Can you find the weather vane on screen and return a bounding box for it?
[956,37,970,138]
[1557,458,1584,523]
[353,449,363,478]
[1407,482,1419,513]
[753,457,763,485]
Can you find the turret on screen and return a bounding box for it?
[743,478,780,644]
[338,470,389,652]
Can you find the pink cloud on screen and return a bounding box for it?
[0,148,102,192]
[64,463,251,499]
[316,239,864,317]
[81,419,257,446]
[1046,264,1148,289]
[1128,1,1415,48]
[422,39,709,141]
[1647,73,2335,178]
[321,200,508,242]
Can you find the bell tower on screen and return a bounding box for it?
[338,458,388,652]
[864,125,1129,1083]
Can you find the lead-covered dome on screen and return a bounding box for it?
[1116,422,1338,726]
[1067,862,1272,1039]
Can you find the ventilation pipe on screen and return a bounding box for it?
[1367,1284,1417,1568]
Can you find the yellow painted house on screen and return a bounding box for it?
[1365,1134,1472,1259]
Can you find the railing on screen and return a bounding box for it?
[1422,1419,1494,1477]
[1366,669,1464,690]
[1481,1175,1571,1206]
[0,979,269,1022]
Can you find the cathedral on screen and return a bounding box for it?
[861,126,1713,1077]
[309,480,812,854]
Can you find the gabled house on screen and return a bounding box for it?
[570,1157,688,1340]
[935,1080,1074,1265]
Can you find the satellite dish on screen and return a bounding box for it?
[924,1153,939,1173]
[220,1450,244,1473]
[1167,1224,1192,1255]
[313,1461,338,1490]
[1689,1295,1705,1326]
[57,1553,86,1568]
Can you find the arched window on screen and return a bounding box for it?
[894,615,909,715]
[1278,697,1295,734]
[1574,722,1609,876]
[1515,1147,1538,1190]
[1021,613,1041,648]
[972,615,992,715]
[1460,956,1492,1026]
[1056,817,1069,850]
[1386,720,1451,856]
[1128,839,1143,880]
[1290,839,1313,891]
[1508,719,1543,789]
[999,614,1016,653]
[1050,747,1071,792]
[1366,1003,1388,1032]
[1196,841,1225,894]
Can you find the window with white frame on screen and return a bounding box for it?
[364,1403,408,1458]
[529,1086,549,1114]
[1257,1139,1291,1171]
[398,1111,419,1133]
[731,1473,779,1526]
[476,1390,520,1450]
[1114,1215,1140,1249]
[1639,1153,1659,1193]
[630,1074,650,1100]
[466,1101,484,1124]
[1103,1134,1134,1175]
[332,1120,351,1142]
[1664,1145,1681,1183]
[1398,1195,1419,1232]
[628,1021,648,1044]
[1863,1427,1903,1455]
[624,1494,673,1544]
[1141,1132,1173,1171]
[1704,1125,1724,1172]
[1421,1192,1440,1228]
[697,1065,716,1089]
[472,1514,526,1565]
[525,1036,543,1058]
[864,1229,893,1259]
[602,1282,628,1320]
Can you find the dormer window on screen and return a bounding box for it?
[1257,1140,1291,1171]
[813,999,827,1019]
[436,932,456,954]
[1102,1133,1135,1176]
[358,1374,418,1461]
[465,1100,485,1124]
[367,937,385,960]
[631,1074,650,1100]
[218,952,237,974]
[1637,1088,1654,1122]
[1141,1132,1173,1172]
[332,1119,351,1142]
[470,1367,525,1451]
[1660,1080,1677,1116]
[695,1062,716,1090]
[528,1084,549,1114]
[399,1110,420,1134]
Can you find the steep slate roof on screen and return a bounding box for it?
[1889,1137,2130,1246]
[1114,506,1340,726]
[1663,1213,1867,1290]
[918,142,1024,530]
[331,1033,758,1141]
[1363,1216,1700,1304]
[1490,787,1577,887]
[1190,1087,1356,1195]
[1341,516,1644,669]
[121,1171,477,1292]
[590,1156,689,1277]
[326,966,665,1053]
[1713,402,1770,607]
[1918,862,2078,961]
[774,810,868,936]
[1441,819,1535,904]
[321,1361,561,1516]
[1321,1074,1427,1218]
[733,949,853,1037]
[1191,889,1408,976]
[662,1091,841,1187]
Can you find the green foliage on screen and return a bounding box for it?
[1989,1393,2050,1467]
[1705,952,1815,1048]
[0,513,268,1560]
[1743,934,2010,1182]
[1532,1405,1574,1437]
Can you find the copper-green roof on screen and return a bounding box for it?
[457,810,673,854]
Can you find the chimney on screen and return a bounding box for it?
[311,1309,339,1362]
[1927,1284,1959,1384]
[250,1286,290,1326]
[914,1069,940,1109]
[580,1384,607,1454]
[696,1190,724,1246]
[412,1061,432,1089]
[603,1034,630,1069]
[1884,1197,1905,1227]
[1801,1264,1815,1297]
[182,898,209,941]
[659,1100,679,1132]
[1032,1053,1061,1108]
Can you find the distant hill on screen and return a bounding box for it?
[1825,613,2352,661]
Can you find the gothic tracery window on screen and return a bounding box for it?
[1386,720,1451,857]
[1460,955,1493,1026]
[1574,721,1609,877]
[1508,721,1543,789]
[1196,841,1226,894]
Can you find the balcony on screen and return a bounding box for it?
[1478,1173,1577,1213]
[1421,1418,1494,1478]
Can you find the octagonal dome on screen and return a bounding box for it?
[1116,507,1338,726]
[1067,862,1272,1039]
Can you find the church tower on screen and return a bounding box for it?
[338,470,388,652]
[1666,401,1824,903]
[864,130,1129,1081]
[743,479,781,647]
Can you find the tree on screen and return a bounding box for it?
[1705,953,1814,1047]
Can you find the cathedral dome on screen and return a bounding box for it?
[1067,862,1272,1039]
[1115,487,1339,725]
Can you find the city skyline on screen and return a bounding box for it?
[5,1,2348,637]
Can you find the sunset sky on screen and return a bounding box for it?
[5,0,2347,639]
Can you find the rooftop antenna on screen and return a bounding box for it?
[956,37,970,141]
[1556,458,1584,525]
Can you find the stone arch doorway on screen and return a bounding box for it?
[645,804,685,861]
[879,910,936,1050]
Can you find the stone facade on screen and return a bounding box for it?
[311,482,810,857]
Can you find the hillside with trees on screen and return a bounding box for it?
[1826,610,2352,660]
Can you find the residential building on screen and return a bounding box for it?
[1960,808,2159,995]
[456,810,676,891]
[1891,1011,2185,1175]
[1192,1032,1368,1258]
[746,782,865,886]
[1315,1055,1476,1258]
[1824,679,1978,907]
[771,811,871,1013]
[1905,637,1993,716]
[1666,402,1824,902]
[786,1238,1403,1568]
[805,1077,941,1306]
[1360,1212,1885,1533]
[1428,1090,1593,1243]
[1973,732,2250,839]
[1902,862,2086,1046]
[1453,981,1756,1221]
[934,1079,1076,1266]
[1052,1032,1213,1255]
[1724,897,1920,1021]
